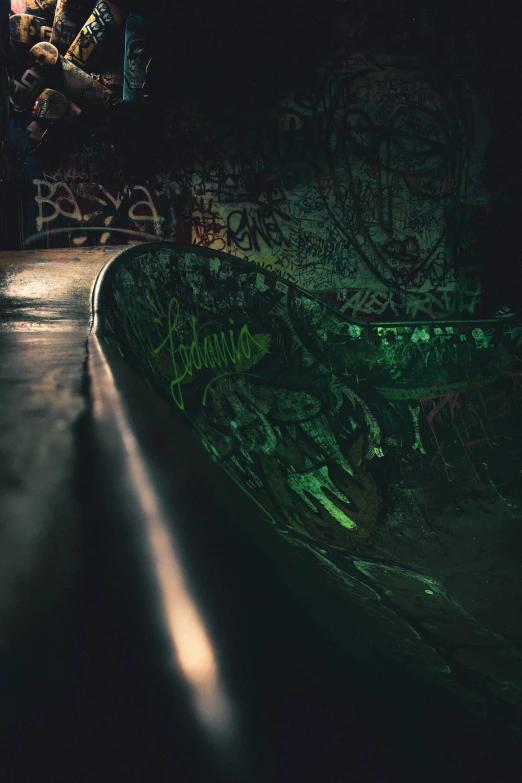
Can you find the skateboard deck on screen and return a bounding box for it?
[9,14,52,53]
[29,41,115,108]
[64,0,126,69]
[27,87,81,140]
[51,0,79,52]
[19,0,57,19]
[33,86,70,118]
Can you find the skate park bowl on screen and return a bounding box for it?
[91,240,522,749]
[7,243,522,781]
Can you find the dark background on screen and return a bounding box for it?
[1,2,521,781]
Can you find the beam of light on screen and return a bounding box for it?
[90,332,237,746]
[1,269,79,303]
[0,250,114,332]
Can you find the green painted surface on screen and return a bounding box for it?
[99,242,522,731]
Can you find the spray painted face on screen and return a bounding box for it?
[126,38,150,85]
[313,54,491,292]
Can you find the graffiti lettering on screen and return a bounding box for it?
[152,296,268,410]
[34,180,82,229]
[226,204,291,253]
[32,179,160,234]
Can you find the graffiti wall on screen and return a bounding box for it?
[2,0,505,319]
[99,243,522,727]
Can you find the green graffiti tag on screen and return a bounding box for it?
[151,296,270,410]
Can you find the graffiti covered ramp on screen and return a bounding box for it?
[1,243,519,780]
[95,240,522,740]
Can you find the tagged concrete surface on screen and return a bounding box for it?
[95,241,522,740]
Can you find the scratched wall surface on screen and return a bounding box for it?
[2,0,509,320]
[99,242,522,731]
[180,50,491,320]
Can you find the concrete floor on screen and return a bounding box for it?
[0,247,110,685]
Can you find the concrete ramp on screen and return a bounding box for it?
[94,240,522,736]
[1,244,521,780]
